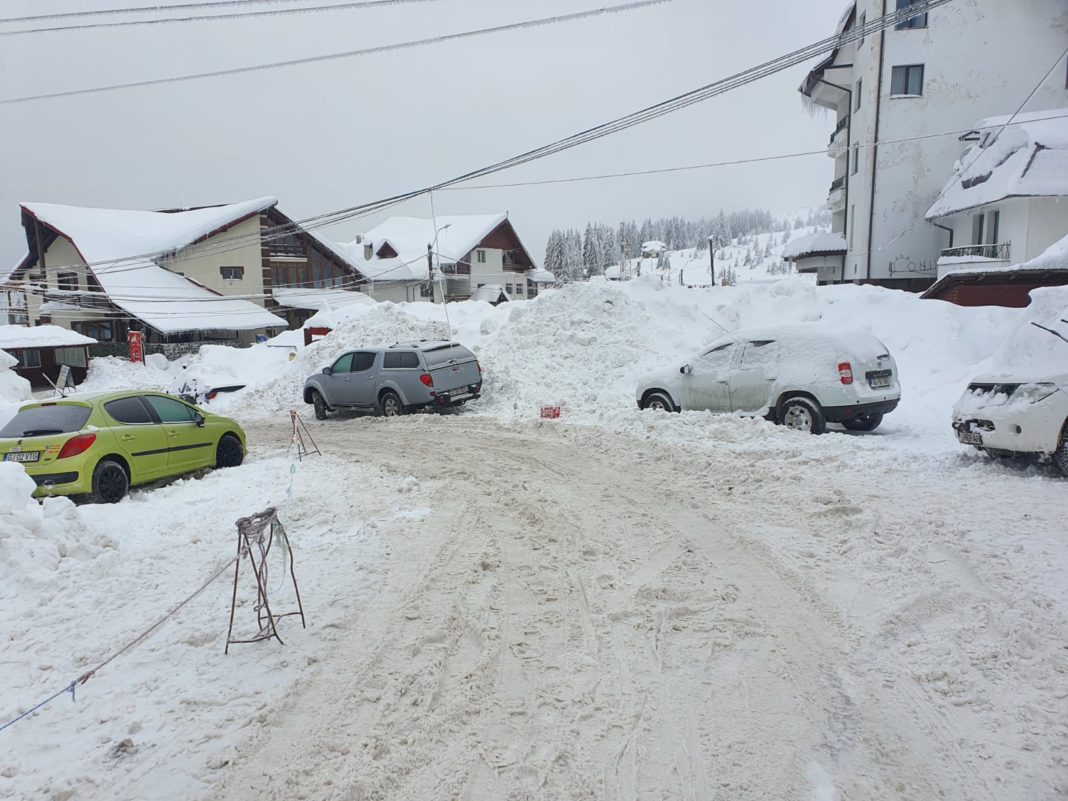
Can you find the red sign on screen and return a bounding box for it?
[539,406,561,419]
[128,331,144,364]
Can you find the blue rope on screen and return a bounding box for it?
[0,679,79,734]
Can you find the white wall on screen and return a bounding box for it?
[159,215,265,302]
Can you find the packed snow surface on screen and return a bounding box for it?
[2,278,1067,801]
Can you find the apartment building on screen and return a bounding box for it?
[798,0,1068,289]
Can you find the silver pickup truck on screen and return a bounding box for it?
[303,341,483,418]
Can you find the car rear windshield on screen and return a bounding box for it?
[423,344,473,367]
[0,404,92,438]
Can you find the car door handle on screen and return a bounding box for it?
[120,434,135,441]
[342,377,351,382]
[169,431,181,438]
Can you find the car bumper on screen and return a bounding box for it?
[823,398,899,423]
[952,415,1058,456]
[28,469,89,498]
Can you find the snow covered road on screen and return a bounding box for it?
[202,414,1067,801]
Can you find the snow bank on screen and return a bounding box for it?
[0,463,107,591]
[0,349,32,427]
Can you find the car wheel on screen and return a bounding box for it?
[312,390,329,420]
[91,459,129,504]
[780,397,827,435]
[379,391,404,417]
[1055,422,1068,476]
[643,392,676,412]
[216,434,244,468]
[842,413,883,432]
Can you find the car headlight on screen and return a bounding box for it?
[1016,382,1060,404]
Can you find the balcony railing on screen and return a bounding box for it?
[828,116,849,144]
[829,176,846,194]
[941,242,1011,261]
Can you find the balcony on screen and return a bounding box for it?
[937,242,1012,279]
[941,242,1011,261]
[827,176,846,210]
[827,117,849,157]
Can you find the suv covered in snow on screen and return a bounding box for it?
[304,341,482,419]
[952,372,1068,473]
[635,323,900,434]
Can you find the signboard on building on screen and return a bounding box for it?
[255,334,267,344]
[128,331,145,364]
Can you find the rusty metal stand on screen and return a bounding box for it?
[225,507,307,654]
[290,410,321,460]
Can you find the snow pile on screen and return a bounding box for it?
[0,324,96,349]
[982,286,1068,375]
[0,349,32,427]
[0,463,105,590]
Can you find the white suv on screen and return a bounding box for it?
[635,323,900,434]
[952,372,1068,474]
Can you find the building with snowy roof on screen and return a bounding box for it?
[924,110,1068,283]
[781,231,848,285]
[334,213,540,303]
[0,324,96,388]
[800,0,1067,291]
[7,197,370,349]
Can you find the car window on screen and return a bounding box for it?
[104,396,154,425]
[331,353,353,373]
[739,340,777,368]
[699,343,736,370]
[0,405,91,437]
[352,352,377,372]
[383,351,419,369]
[423,344,473,366]
[144,395,197,424]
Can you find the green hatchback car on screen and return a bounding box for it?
[0,390,247,503]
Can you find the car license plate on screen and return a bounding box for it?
[449,392,472,402]
[4,451,40,463]
[958,430,983,446]
[869,376,891,389]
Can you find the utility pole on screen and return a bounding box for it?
[708,236,715,288]
[426,243,436,303]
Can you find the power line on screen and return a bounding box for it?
[0,0,439,37]
[0,0,331,24]
[5,0,961,283]
[0,0,678,104]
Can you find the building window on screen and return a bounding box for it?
[57,272,78,292]
[364,243,373,261]
[72,320,114,341]
[420,282,433,298]
[854,79,862,111]
[857,11,866,45]
[476,250,487,263]
[890,64,924,96]
[54,346,87,368]
[17,348,42,368]
[220,265,245,280]
[515,282,525,295]
[851,143,860,175]
[505,283,514,294]
[988,210,1000,244]
[894,0,927,29]
[529,283,539,298]
[971,213,985,246]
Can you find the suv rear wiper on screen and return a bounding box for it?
[20,428,64,436]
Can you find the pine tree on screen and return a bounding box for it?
[582,223,599,278]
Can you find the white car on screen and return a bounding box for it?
[952,371,1068,474]
[634,323,901,434]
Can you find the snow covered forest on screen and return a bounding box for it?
[543,207,831,281]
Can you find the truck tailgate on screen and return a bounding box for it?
[428,359,481,392]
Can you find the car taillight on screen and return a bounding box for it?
[838,362,854,385]
[57,432,96,460]
[420,373,434,387]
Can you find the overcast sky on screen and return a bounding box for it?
[0,0,848,269]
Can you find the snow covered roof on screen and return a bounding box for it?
[528,269,556,284]
[469,284,509,303]
[926,109,1068,219]
[271,287,375,311]
[1019,232,1068,270]
[781,231,847,259]
[641,240,667,253]
[334,214,525,282]
[0,324,96,349]
[18,198,287,333]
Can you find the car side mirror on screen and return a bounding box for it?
[194,412,206,427]
[322,366,332,375]
[680,364,692,375]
